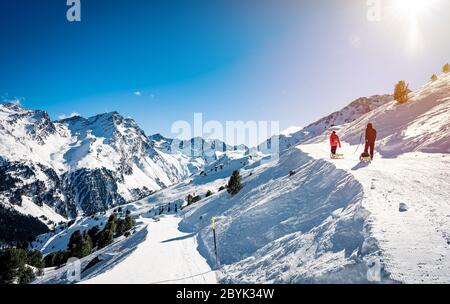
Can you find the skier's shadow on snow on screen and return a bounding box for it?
[351,161,370,171]
[161,233,197,243]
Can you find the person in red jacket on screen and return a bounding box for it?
[330,131,341,155]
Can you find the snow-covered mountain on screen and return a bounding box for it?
[150,133,250,178]
[150,133,249,162]
[0,104,190,226]
[258,94,393,153]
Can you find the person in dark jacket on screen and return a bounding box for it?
[364,123,377,160]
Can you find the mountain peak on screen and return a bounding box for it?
[0,102,24,109]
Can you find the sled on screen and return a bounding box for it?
[331,153,344,159]
[359,152,372,163]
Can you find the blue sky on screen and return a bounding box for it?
[1,0,449,139]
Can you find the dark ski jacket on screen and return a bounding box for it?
[365,124,377,143]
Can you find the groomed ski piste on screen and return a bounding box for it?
[33,73,449,284]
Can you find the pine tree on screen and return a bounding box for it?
[394,80,409,104]
[67,230,83,258]
[124,215,136,232]
[227,170,243,195]
[67,230,93,258]
[0,248,27,283]
[205,190,214,197]
[80,232,93,257]
[43,250,68,268]
[97,229,113,249]
[26,250,44,269]
[87,225,100,248]
[115,218,126,237]
[443,63,450,73]
[18,266,35,284]
[105,214,118,235]
[431,74,438,82]
[192,195,202,203]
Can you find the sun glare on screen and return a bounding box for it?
[392,0,436,19]
[388,0,439,52]
[394,0,426,18]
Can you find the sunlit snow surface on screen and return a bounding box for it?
[33,73,450,284]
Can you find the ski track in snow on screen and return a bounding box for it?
[82,215,217,284]
[300,142,450,284]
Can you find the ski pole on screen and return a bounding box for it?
[353,133,363,154]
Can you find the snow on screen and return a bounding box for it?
[280,126,303,136]
[34,214,217,284]
[82,216,217,284]
[32,215,108,254]
[176,147,386,283]
[300,143,450,283]
[0,104,191,219]
[259,94,392,153]
[34,222,148,284]
[285,74,450,283]
[0,106,73,171]
[336,73,450,157]
[169,73,450,283]
[31,152,257,283]
[14,196,66,227]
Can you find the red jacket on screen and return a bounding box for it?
[330,132,341,148]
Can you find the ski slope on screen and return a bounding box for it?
[82,215,217,284]
[300,142,450,283]
[35,215,217,284]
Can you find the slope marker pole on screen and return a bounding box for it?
[211,216,219,269]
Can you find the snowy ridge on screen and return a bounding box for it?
[259,94,392,153]
[337,73,450,156]
[151,134,249,164]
